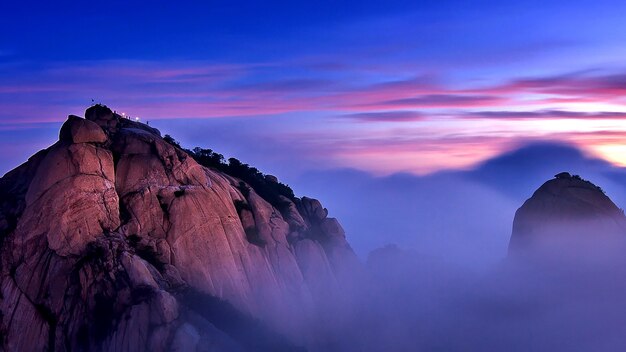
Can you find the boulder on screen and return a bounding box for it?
[85,104,115,122]
[297,197,328,222]
[60,115,107,143]
[85,104,119,130]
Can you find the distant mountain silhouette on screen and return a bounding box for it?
[467,142,615,199]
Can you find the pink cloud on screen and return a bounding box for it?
[341,111,425,122]
[461,110,626,120]
[5,60,626,176]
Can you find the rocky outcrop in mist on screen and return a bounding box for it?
[509,172,626,253]
[0,105,359,351]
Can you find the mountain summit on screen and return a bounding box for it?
[508,172,626,253]
[0,105,358,351]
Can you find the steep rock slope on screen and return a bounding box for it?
[509,172,626,253]
[0,105,359,351]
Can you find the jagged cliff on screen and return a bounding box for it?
[509,172,626,253]
[0,105,359,351]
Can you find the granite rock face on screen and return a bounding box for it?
[0,105,359,351]
[509,172,626,253]
[60,115,108,144]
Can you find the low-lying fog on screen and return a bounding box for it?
[283,142,626,352]
[301,232,626,352]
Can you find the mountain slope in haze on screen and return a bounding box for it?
[508,172,626,253]
[0,105,359,351]
[467,142,617,200]
[295,142,626,263]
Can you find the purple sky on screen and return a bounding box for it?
[3,0,626,179]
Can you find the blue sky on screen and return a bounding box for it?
[3,0,626,178]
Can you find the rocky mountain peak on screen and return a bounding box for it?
[0,105,359,351]
[508,172,626,253]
